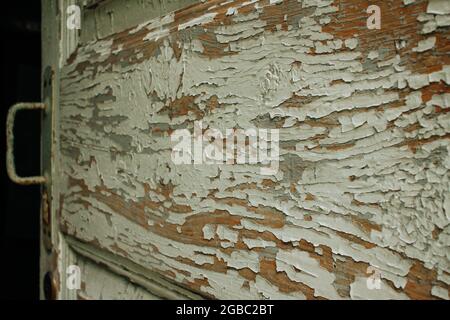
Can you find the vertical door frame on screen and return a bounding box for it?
[40,0,77,300]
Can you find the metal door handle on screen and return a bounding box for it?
[6,102,46,185]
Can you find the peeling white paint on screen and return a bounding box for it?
[413,36,436,52]
[57,0,450,300]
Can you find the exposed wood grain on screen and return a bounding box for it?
[58,0,450,299]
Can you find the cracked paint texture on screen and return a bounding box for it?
[58,0,450,299]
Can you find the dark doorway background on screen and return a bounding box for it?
[0,2,41,299]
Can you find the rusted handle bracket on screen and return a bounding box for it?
[6,102,46,185]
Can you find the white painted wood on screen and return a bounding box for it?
[43,0,450,300]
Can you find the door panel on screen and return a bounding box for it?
[55,0,450,299]
[79,0,201,42]
[76,255,162,300]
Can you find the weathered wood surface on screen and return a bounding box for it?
[59,0,450,299]
[76,255,161,300]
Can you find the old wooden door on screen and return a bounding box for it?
[38,0,450,299]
